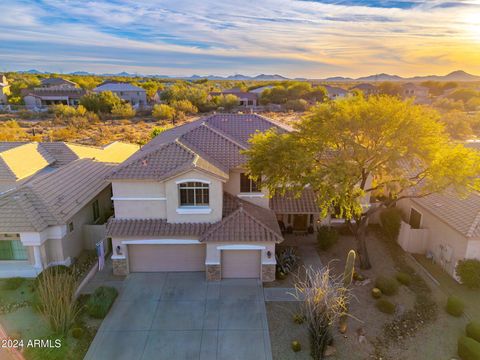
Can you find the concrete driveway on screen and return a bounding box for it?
[84,272,272,360]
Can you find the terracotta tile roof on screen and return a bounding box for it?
[270,187,319,214]
[411,189,480,238]
[108,141,228,181]
[0,159,116,232]
[106,218,210,237]
[179,124,246,170]
[201,195,282,243]
[106,193,283,243]
[204,114,289,146]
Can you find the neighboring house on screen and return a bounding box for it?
[0,141,139,193]
[0,74,10,104]
[93,82,147,107]
[40,77,78,89]
[397,190,480,279]
[249,85,274,95]
[324,85,348,100]
[106,114,320,281]
[401,83,430,104]
[23,87,86,108]
[0,159,116,278]
[350,83,379,96]
[210,89,258,108]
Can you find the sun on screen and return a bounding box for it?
[463,13,480,42]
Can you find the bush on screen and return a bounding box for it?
[111,103,135,118]
[3,277,26,290]
[371,288,382,299]
[152,104,175,120]
[380,207,403,240]
[317,226,339,251]
[396,272,412,286]
[458,336,480,360]
[291,340,302,352]
[36,267,79,335]
[446,295,465,317]
[35,265,70,287]
[276,247,299,275]
[456,259,480,289]
[71,327,84,339]
[375,276,399,296]
[376,299,396,314]
[86,286,118,319]
[467,322,480,343]
[293,313,305,324]
[285,99,309,112]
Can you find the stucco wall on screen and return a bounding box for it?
[165,170,223,223]
[112,181,167,219]
[60,186,113,262]
[224,169,269,208]
[397,198,469,276]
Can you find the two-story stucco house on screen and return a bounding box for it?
[106,114,321,281]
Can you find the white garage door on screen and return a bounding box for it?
[222,250,261,279]
[129,244,206,272]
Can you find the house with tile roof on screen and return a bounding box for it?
[93,82,147,107]
[106,114,319,281]
[395,143,480,279]
[0,159,116,277]
[0,141,139,193]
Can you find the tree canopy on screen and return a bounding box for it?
[245,95,480,268]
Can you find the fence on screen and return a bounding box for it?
[397,221,429,254]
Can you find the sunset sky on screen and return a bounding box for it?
[1,0,480,78]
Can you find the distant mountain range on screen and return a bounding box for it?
[16,69,480,82]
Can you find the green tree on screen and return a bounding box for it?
[378,82,402,96]
[111,102,135,118]
[152,104,176,121]
[440,111,474,140]
[286,82,312,100]
[245,96,480,269]
[213,94,239,111]
[285,99,309,112]
[79,91,123,114]
[170,99,198,116]
[260,86,288,104]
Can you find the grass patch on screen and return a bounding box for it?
[3,277,26,290]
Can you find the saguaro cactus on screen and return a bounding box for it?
[339,250,356,334]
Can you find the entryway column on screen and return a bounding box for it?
[33,246,43,270]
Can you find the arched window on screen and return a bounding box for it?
[178,181,210,207]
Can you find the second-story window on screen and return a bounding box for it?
[179,182,209,207]
[240,173,261,193]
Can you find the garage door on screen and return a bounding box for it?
[129,244,205,272]
[222,250,261,279]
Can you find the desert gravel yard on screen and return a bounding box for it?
[85,272,272,360]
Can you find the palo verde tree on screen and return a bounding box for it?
[245,95,480,269]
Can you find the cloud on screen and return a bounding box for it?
[0,0,479,77]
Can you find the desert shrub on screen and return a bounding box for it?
[36,267,79,335]
[396,272,412,286]
[317,226,339,251]
[293,313,305,324]
[170,99,198,116]
[86,286,118,319]
[3,277,26,290]
[371,288,382,299]
[71,327,84,339]
[276,247,299,275]
[35,265,70,287]
[456,259,480,289]
[458,336,480,360]
[111,103,135,118]
[467,322,480,343]
[80,91,122,114]
[380,207,403,240]
[213,94,239,111]
[291,340,302,352]
[285,99,309,112]
[375,276,399,296]
[446,295,465,317]
[376,299,396,314]
[152,104,175,120]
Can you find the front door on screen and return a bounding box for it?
[293,214,308,232]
